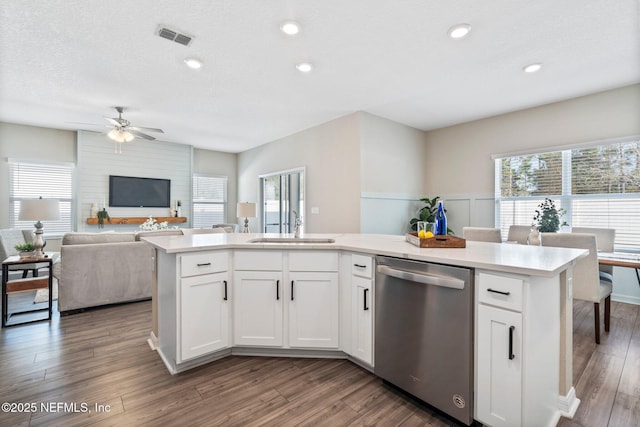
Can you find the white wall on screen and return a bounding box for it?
[359,112,427,235]
[424,84,640,232]
[237,113,361,233]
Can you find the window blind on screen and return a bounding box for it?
[192,174,227,228]
[495,137,640,249]
[9,160,74,235]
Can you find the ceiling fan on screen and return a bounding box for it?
[105,106,164,145]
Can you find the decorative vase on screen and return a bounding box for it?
[90,203,98,218]
[527,226,542,246]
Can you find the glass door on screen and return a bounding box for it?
[261,168,304,233]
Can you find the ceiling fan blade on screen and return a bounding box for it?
[129,126,164,133]
[104,117,120,126]
[129,129,156,140]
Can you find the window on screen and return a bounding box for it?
[192,174,227,228]
[9,159,74,235]
[495,136,640,250]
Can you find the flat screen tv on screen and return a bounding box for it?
[109,175,171,208]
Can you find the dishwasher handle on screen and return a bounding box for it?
[377,265,465,290]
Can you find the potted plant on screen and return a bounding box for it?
[533,198,568,232]
[97,208,111,229]
[14,242,35,258]
[409,196,453,234]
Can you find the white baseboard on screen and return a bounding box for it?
[612,293,640,305]
[147,331,158,351]
[558,387,581,418]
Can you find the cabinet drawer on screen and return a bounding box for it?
[289,251,338,271]
[181,251,228,277]
[351,254,373,278]
[234,250,282,271]
[478,272,523,312]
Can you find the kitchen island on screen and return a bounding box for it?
[144,232,586,426]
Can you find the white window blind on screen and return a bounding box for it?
[9,160,74,236]
[495,137,640,250]
[192,174,227,228]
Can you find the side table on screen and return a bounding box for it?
[2,254,53,327]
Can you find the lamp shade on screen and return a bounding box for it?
[237,202,256,218]
[19,198,60,221]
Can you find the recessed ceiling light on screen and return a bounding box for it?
[523,63,542,73]
[184,58,202,69]
[448,23,471,39]
[296,62,313,73]
[280,21,300,35]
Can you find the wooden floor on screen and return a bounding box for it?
[0,296,638,426]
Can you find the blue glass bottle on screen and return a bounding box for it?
[434,201,447,235]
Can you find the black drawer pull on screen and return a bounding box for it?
[291,280,294,301]
[353,263,367,268]
[223,280,228,301]
[509,326,515,360]
[196,262,211,267]
[363,288,369,311]
[487,288,510,296]
[276,280,280,300]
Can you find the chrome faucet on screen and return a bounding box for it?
[293,210,302,238]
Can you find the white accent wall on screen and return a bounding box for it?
[76,131,192,232]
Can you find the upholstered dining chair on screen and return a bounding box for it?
[507,225,533,245]
[571,227,615,284]
[542,232,612,344]
[462,227,502,243]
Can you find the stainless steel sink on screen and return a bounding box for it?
[248,237,335,244]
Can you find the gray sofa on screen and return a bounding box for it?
[53,228,230,313]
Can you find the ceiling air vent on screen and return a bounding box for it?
[157,25,193,46]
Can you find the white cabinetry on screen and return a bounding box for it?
[350,253,374,365]
[233,251,283,347]
[178,251,230,363]
[289,252,339,348]
[475,271,559,427]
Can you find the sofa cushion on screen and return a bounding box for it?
[62,232,136,245]
[135,230,184,241]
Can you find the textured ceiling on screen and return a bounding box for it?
[0,0,638,153]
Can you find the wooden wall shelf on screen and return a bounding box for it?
[86,216,187,225]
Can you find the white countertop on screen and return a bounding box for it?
[142,232,587,278]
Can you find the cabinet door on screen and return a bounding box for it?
[476,304,523,427]
[179,272,229,362]
[233,271,283,347]
[289,272,339,348]
[351,276,373,364]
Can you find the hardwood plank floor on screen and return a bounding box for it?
[1,297,638,426]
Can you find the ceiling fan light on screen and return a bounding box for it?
[108,129,135,143]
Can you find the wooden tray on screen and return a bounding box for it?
[405,232,466,248]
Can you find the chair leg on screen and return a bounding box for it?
[21,270,28,278]
[604,295,611,332]
[33,269,38,277]
[594,302,601,345]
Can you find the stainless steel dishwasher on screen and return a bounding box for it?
[374,256,474,426]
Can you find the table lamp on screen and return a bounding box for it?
[237,202,256,233]
[19,197,60,257]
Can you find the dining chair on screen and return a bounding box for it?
[542,232,612,344]
[571,227,615,284]
[507,225,532,245]
[462,227,502,243]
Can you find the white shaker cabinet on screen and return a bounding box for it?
[288,251,339,349]
[350,253,374,365]
[180,272,229,361]
[177,251,230,363]
[475,271,560,427]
